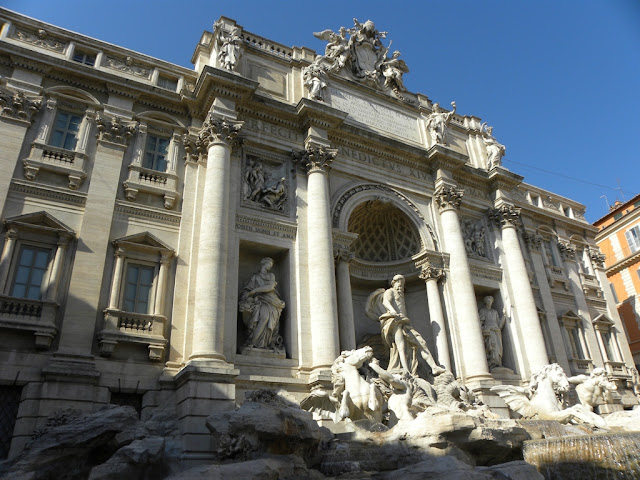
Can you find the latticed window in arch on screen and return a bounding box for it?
[348,200,421,262]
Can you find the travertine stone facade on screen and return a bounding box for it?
[0,9,636,461]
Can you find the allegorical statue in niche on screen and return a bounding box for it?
[366,274,444,376]
[214,22,243,71]
[238,257,285,352]
[478,295,505,369]
[481,122,506,169]
[425,101,456,145]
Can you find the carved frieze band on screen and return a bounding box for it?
[292,145,337,174]
[0,89,41,123]
[489,205,521,228]
[198,114,243,149]
[434,185,463,213]
[235,214,296,240]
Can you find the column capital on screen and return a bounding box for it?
[588,248,606,269]
[523,231,542,252]
[333,246,355,264]
[489,204,521,228]
[5,228,18,241]
[434,185,464,212]
[198,114,243,149]
[0,88,42,124]
[419,263,444,282]
[557,241,576,260]
[95,114,136,146]
[292,144,337,174]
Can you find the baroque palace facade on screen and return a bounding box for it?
[0,9,637,460]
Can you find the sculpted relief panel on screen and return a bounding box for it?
[242,154,288,214]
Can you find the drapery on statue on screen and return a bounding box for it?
[481,122,506,169]
[214,22,243,71]
[478,295,505,369]
[238,257,285,352]
[425,101,456,145]
[366,274,444,376]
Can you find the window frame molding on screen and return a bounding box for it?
[0,211,74,349]
[22,87,101,189]
[559,309,592,374]
[123,112,185,210]
[592,313,627,378]
[99,232,175,361]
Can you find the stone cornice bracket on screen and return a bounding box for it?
[95,114,136,146]
[489,204,521,228]
[487,167,524,194]
[427,144,468,174]
[296,98,348,146]
[0,88,42,123]
[588,248,606,269]
[434,185,464,213]
[292,144,338,175]
[197,113,244,149]
[419,263,444,282]
[191,66,259,118]
[523,231,542,252]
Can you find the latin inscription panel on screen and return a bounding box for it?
[329,87,421,144]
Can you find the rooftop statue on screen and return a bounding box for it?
[425,101,457,146]
[491,363,607,428]
[214,21,243,71]
[481,123,506,169]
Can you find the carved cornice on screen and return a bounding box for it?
[434,185,464,213]
[489,205,521,228]
[487,166,524,193]
[235,214,297,240]
[9,179,87,207]
[96,114,136,146]
[0,88,41,123]
[427,144,468,173]
[198,113,243,149]
[296,98,348,132]
[292,145,337,174]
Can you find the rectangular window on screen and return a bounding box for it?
[72,51,96,66]
[157,76,178,91]
[544,240,558,267]
[49,110,82,150]
[625,226,640,254]
[10,245,51,300]
[614,212,622,220]
[569,328,584,359]
[530,195,540,207]
[123,264,155,313]
[611,283,619,303]
[143,135,169,171]
[602,332,616,361]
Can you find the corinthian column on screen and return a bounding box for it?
[419,264,451,370]
[190,114,243,363]
[334,246,356,351]
[294,145,340,369]
[490,205,548,371]
[435,185,490,380]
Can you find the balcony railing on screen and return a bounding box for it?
[99,308,168,361]
[0,295,57,349]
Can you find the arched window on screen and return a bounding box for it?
[348,199,421,262]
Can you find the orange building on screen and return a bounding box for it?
[595,194,640,368]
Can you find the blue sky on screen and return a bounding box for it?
[3,0,639,223]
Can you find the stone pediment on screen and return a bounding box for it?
[113,231,173,252]
[592,314,614,327]
[4,210,74,235]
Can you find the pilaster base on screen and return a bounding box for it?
[174,363,239,459]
